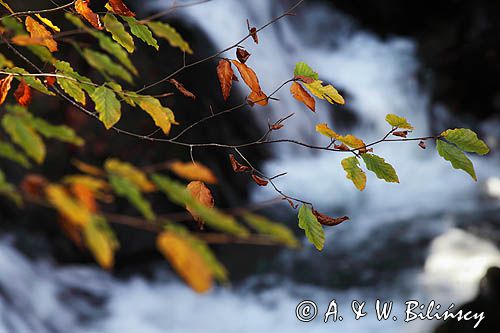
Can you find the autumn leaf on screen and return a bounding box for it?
[122,16,158,50]
[186,181,214,229]
[72,159,105,176]
[294,62,319,81]
[108,0,136,17]
[341,156,366,191]
[243,213,299,248]
[169,161,218,184]
[304,80,344,105]
[312,209,349,227]
[229,154,251,172]
[0,74,14,105]
[217,59,233,101]
[236,48,251,64]
[169,79,196,100]
[35,14,60,32]
[231,60,262,93]
[315,123,367,153]
[247,20,259,44]
[103,13,134,53]
[25,16,58,52]
[104,158,156,192]
[157,231,214,293]
[14,79,32,107]
[75,0,103,30]
[147,21,192,54]
[247,90,268,106]
[20,174,47,197]
[290,82,315,112]
[45,184,93,227]
[385,114,414,130]
[130,94,177,135]
[90,86,122,129]
[83,216,118,270]
[251,174,268,186]
[71,182,97,213]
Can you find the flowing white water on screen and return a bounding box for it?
[1,1,499,332]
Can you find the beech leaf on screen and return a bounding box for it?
[298,204,324,251]
[290,82,315,112]
[217,59,233,101]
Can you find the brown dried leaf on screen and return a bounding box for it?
[25,16,57,52]
[251,174,268,187]
[75,0,103,30]
[229,154,251,173]
[271,123,284,130]
[0,74,14,105]
[20,174,48,198]
[186,181,214,229]
[236,47,251,64]
[14,79,32,107]
[312,209,349,226]
[334,143,350,151]
[392,130,408,138]
[168,79,196,100]
[109,0,136,17]
[419,141,427,149]
[290,82,315,112]
[231,60,262,93]
[216,59,233,101]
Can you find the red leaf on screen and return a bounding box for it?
[216,59,233,101]
[109,0,136,17]
[14,79,32,107]
[236,48,251,64]
[251,174,268,186]
[168,79,196,100]
[294,75,315,84]
[229,154,251,173]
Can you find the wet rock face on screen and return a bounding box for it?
[321,0,500,120]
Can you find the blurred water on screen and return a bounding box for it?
[1,0,499,332]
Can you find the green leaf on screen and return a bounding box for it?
[109,174,156,220]
[29,118,84,146]
[441,128,489,156]
[341,156,367,191]
[82,49,133,84]
[122,16,158,50]
[436,139,477,181]
[304,80,345,105]
[0,169,22,206]
[4,67,55,95]
[90,86,122,129]
[385,114,414,130]
[0,53,13,69]
[298,204,324,251]
[1,113,45,164]
[0,141,31,168]
[27,45,55,63]
[103,13,135,53]
[107,82,136,106]
[294,62,319,80]
[152,174,249,237]
[243,213,299,248]
[54,60,95,95]
[130,94,177,135]
[361,153,399,183]
[147,21,192,54]
[1,16,23,34]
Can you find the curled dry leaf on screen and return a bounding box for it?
[284,198,298,209]
[392,130,408,138]
[169,161,218,184]
[186,181,214,229]
[14,79,32,107]
[290,82,315,112]
[108,0,136,17]
[75,0,103,30]
[0,74,14,105]
[216,59,233,101]
[334,143,350,151]
[236,47,251,64]
[231,60,262,93]
[229,154,251,173]
[20,174,48,198]
[271,123,284,130]
[25,16,58,52]
[168,79,196,100]
[419,141,427,149]
[312,209,349,226]
[247,20,259,44]
[251,174,268,187]
[247,90,268,106]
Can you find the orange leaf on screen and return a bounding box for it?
[75,0,103,30]
[14,79,32,107]
[0,74,14,105]
[169,161,218,184]
[231,60,262,93]
[71,183,97,213]
[109,0,136,17]
[186,181,214,229]
[251,174,268,186]
[290,82,315,112]
[157,231,214,293]
[25,16,57,52]
[11,35,46,47]
[229,154,251,173]
[216,59,233,101]
[168,79,196,100]
[20,174,48,198]
[247,90,268,106]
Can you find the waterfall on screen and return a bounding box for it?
[0,1,498,332]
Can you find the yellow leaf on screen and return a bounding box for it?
[45,184,92,227]
[169,161,218,184]
[35,14,61,32]
[83,217,118,270]
[25,16,57,52]
[304,80,344,105]
[315,123,338,139]
[315,123,366,152]
[72,159,105,176]
[0,74,14,105]
[0,0,14,14]
[131,95,177,135]
[64,175,109,192]
[157,231,214,293]
[104,158,155,192]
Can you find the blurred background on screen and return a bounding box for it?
[0,0,499,332]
